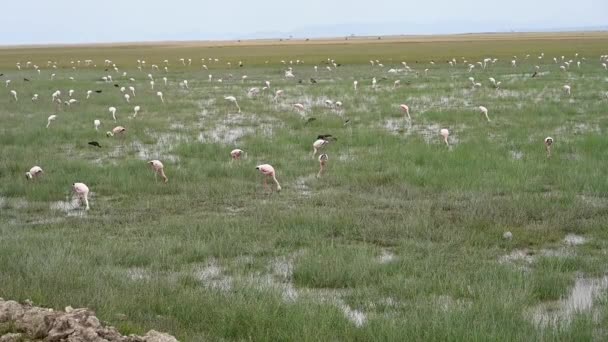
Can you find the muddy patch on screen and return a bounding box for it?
[198,113,280,145]
[126,267,151,281]
[194,259,233,292]
[294,176,314,197]
[564,234,587,246]
[529,275,608,328]
[378,249,396,264]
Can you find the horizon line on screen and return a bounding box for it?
[0,29,607,49]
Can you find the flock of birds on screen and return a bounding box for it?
[6,51,608,211]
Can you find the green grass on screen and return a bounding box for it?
[1,33,608,341]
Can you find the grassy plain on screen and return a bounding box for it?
[1,32,608,340]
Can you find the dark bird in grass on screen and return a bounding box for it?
[104,68,109,72]
[0,73,4,77]
[298,79,303,84]
[337,64,342,67]
[305,117,317,124]
[344,119,351,126]
[114,84,119,88]
[95,90,103,93]
[88,141,102,148]
[23,78,30,82]
[532,71,538,78]
[310,78,317,84]
[317,134,336,141]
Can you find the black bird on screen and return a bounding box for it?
[23,78,30,82]
[310,78,317,84]
[298,79,303,84]
[95,90,103,93]
[317,134,336,141]
[88,141,102,148]
[337,64,342,67]
[305,117,317,124]
[344,119,351,126]
[532,71,538,78]
[0,73,4,76]
[104,68,109,72]
[114,84,119,88]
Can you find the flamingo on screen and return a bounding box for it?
[72,182,90,210]
[400,104,411,120]
[274,89,284,102]
[106,126,126,137]
[563,85,571,96]
[394,80,401,89]
[47,115,57,128]
[440,128,450,146]
[354,80,358,91]
[293,103,305,111]
[10,90,17,101]
[133,106,141,117]
[225,96,241,113]
[31,94,39,101]
[86,90,93,99]
[230,149,244,161]
[163,77,168,86]
[157,91,164,103]
[479,106,490,122]
[148,160,168,183]
[109,107,117,122]
[372,77,377,89]
[94,119,101,130]
[150,81,155,89]
[129,86,136,96]
[25,166,43,180]
[313,138,330,157]
[544,137,553,158]
[124,94,130,103]
[256,164,281,192]
[317,154,328,178]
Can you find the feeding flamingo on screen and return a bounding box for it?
[109,107,117,122]
[72,182,90,210]
[256,164,281,192]
[400,104,411,120]
[106,126,126,137]
[25,166,43,180]
[230,149,244,161]
[440,128,450,146]
[479,106,490,121]
[313,138,330,157]
[148,160,168,183]
[225,96,241,113]
[47,115,57,128]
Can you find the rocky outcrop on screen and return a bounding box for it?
[0,298,178,342]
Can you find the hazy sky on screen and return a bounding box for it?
[2,0,606,44]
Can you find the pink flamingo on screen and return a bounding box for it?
[400,104,411,120]
[293,103,305,111]
[544,137,553,158]
[256,164,281,192]
[107,126,126,137]
[25,166,43,180]
[440,129,450,146]
[317,154,328,178]
[72,182,90,210]
[148,160,168,183]
[231,149,244,161]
